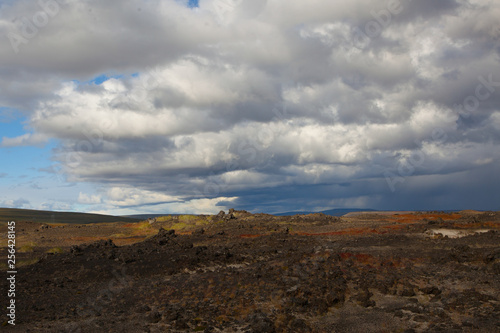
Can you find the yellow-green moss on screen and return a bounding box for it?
[135,221,153,230]
[17,259,39,267]
[170,222,188,231]
[18,244,35,253]
[110,233,128,238]
[178,214,197,222]
[156,215,173,222]
[46,247,64,254]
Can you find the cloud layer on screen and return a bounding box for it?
[1,0,499,213]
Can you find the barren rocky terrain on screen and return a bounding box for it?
[1,210,499,332]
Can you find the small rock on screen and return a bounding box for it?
[147,311,162,323]
[245,311,275,333]
[136,305,151,313]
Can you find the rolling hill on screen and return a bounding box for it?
[0,208,141,224]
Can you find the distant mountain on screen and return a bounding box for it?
[275,208,377,217]
[125,209,378,219]
[0,208,141,224]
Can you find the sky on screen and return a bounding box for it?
[0,0,499,215]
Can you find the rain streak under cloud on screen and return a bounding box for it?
[0,0,499,215]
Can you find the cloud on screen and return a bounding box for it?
[77,192,102,205]
[1,132,49,147]
[89,195,238,215]
[0,198,31,209]
[38,201,72,212]
[0,0,499,213]
[30,182,45,190]
[104,187,181,207]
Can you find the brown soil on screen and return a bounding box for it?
[1,210,499,332]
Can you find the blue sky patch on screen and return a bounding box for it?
[188,0,199,8]
[88,74,124,85]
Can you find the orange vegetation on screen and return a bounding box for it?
[70,235,148,246]
[382,224,406,231]
[393,213,461,223]
[239,234,262,239]
[339,252,374,262]
[70,236,110,242]
[295,228,381,236]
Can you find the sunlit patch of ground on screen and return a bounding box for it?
[425,229,493,239]
[392,213,462,223]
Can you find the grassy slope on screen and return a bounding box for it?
[0,208,141,224]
